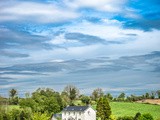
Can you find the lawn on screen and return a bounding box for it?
[92,101,160,120]
[110,102,160,120]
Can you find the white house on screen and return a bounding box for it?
[61,106,96,120]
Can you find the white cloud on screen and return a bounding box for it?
[0,1,79,23]
[64,0,127,12]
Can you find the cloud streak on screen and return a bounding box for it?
[0,1,78,23]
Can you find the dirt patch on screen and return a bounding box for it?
[136,99,160,105]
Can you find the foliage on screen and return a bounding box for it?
[109,115,116,120]
[19,88,63,114]
[134,112,141,120]
[117,116,134,120]
[0,107,32,120]
[157,90,160,98]
[96,97,104,119]
[63,85,79,103]
[139,113,154,120]
[33,112,50,120]
[81,95,90,105]
[92,88,104,101]
[105,93,113,101]
[9,89,19,105]
[19,98,37,110]
[117,93,125,101]
[96,97,111,120]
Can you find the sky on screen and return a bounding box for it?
[0,0,160,97]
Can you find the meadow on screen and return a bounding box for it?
[110,102,160,120]
[74,100,160,119]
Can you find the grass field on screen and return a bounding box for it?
[110,102,160,120]
[74,100,160,119]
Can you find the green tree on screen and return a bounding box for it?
[150,91,156,99]
[81,95,90,105]
[103,97,111,119]
[105,93,113,101]
[19,98,37,111]
[134,112,141,120]
[31,88,61,114]
[145,93,150,99]
[9,88,19,105]
[63,85,79,103]
[96,97,111,120]
[33,112,50,120]
[118,93,125,101]
[157,90,160,98]
[139,113,154,120]
[96,97,104,119]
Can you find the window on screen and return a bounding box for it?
[88,111,90,115]
[79,112,81,115]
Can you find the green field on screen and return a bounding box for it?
[110,102,160,120]
[75,100,160,119]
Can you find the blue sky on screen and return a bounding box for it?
[0,0,160,97]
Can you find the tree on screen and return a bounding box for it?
[63,85,79,103]
[19,98,37,111]
[150,91,156,99]
[96,97,111,120]
[118,93,125,101]
[81,95,90,105]
[9,89,18,105]
[105,93,113,101]
[96,97,104,119]
[33,112,50,120]
[140,113,154,120]
[134,112,141,120]
[92,88,104,101]
[145,93,150,99]
[103,97,111,119]
[9,89,17,98]
[157,90,160,98]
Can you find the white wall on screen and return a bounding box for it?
[84,107,96,120]
[62,107,96,120]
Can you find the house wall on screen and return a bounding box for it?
[62,107,96,120]
[62,111,84,120]
[84,107,96,120]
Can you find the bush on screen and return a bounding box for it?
[117,116,134,120]
[33,112,50,120]
[139,113,154,120]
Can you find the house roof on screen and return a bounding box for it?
[62,106,89,112]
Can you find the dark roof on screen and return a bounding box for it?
[62,106,89,112]
[52,114,62,118]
